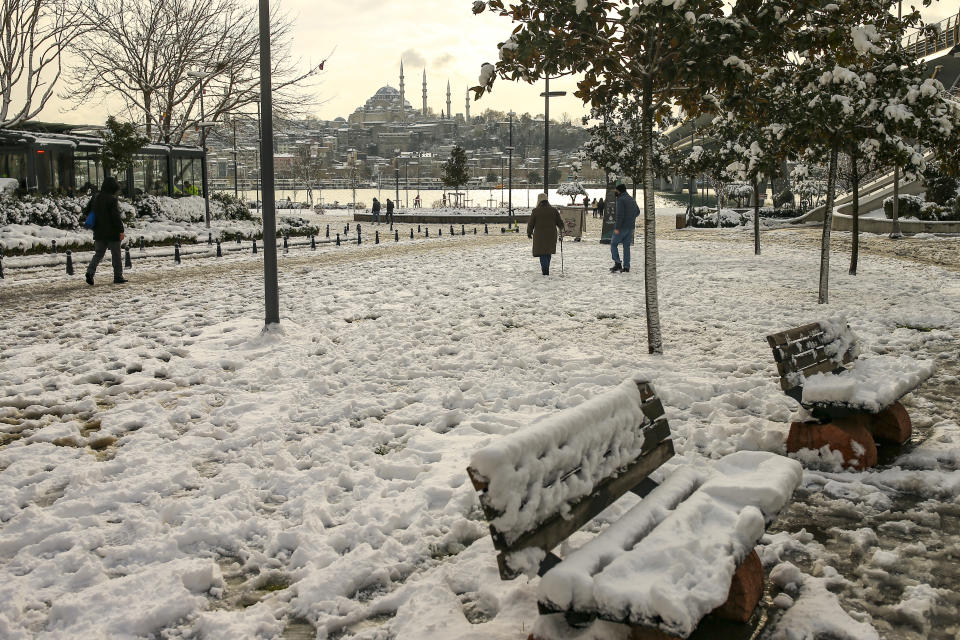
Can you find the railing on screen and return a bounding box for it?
[904,12,960,59]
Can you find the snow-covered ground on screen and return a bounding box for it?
[0,212,958,639]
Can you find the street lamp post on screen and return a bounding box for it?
[394,148,400,207]
[232,119,238,198]
[405,159,409,209]
[540,77,567,198]
[257,0,280,326]
[507,110,514,227]
[891,0,904,239]
[187,70,213,228]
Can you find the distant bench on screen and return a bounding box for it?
[466,378,802,639]
[767,318,935,469]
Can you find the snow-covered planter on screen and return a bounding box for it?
[210,192,253,221]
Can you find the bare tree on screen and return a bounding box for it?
[1,0,86,127]
[63,0,320,143]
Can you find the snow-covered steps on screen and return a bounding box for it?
[467,378,802,638]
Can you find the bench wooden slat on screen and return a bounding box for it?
[771,334,828,362]
[495,439,675,580]
[641,417,671,452]
[640,397,665,422]
[766,322,823,347]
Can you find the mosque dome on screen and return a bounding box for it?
[360,85,412,112]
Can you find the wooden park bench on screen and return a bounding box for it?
[767,318,935,469]
[466,378,802,639]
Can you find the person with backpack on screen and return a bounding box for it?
[386,198,395,224]
[609,183,639,273]
[84,176,127,285]
[372,197,381,224]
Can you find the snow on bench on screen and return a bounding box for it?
[767,317,934,417]
[466,378,802,637]
[768,317,935,468]
[537,451,802,637]
[467,377,673,578]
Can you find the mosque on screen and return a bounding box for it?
[347,61,471,125]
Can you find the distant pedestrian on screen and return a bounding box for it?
[85,176,127,285]
[595,196,605,219]
[386,198,395,224]
[372,197,381,224]
[414,194,421,208]
[527,193,564,276]
[609,184,639,273]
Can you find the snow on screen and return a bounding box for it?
[801,356,936,412]
[469,378,650,544]
[1,212,959,638]
[537,452,801,637]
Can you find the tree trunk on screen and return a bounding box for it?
[849,152,860,275]
[753,179,761,255]
[641,81,663,354]
[818,146,839,304]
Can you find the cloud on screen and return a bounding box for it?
[433,53,455,69]
[401,49,426,68]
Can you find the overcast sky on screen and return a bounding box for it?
[38,1,959,127]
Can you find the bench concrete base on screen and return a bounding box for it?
[872,402,912,444]
[786,402,913,470]
[527,550,765,640]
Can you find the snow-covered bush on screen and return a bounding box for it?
[882,195,960,222]
[723,182,753,206]
[687,206,745,228]
[759,206,800,219]
[132,194,206,222]
[557,181,587,204]
[0,193,87,229]
[211,192,253,221]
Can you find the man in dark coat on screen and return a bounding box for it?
[386,198,395,224]
[527,193,565,275]
[610,183,640,273]
[372,197,381,224]
[85,176,127,285]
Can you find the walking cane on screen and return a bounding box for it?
[560,231,564,275]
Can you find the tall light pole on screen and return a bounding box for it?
[187,70,213,228]
[890,0,904,239]
[232,118,238,198]
[404,159,409,209]
[507,110,514,227]
[258,0,280,326]
[394,148,400,206]
[540,77,567,197]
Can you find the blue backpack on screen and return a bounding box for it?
[84,210,96,229]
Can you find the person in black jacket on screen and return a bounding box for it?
[386,198,395,224]
[85,176,127,285]
[372,197,381,224]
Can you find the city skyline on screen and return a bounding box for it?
[24,2,960,129]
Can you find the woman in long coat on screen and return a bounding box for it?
[527,193,565,276]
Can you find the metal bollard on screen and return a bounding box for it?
[439,227,442,236]
[237,236,241,245]
[344,224,349,234]
[485,224,489,234]
[418,224,421,233]
[0,253,4,279]
[450,225,455,236]
[208,233,213,245]
[326,224,330,238]
[66,250,73,275]
[311,235,316,250]
[283,235,289,250]
[473,227,477,235]
[461,225,465,236]
[174,242,181,263]
[51,239,57,254]
[390,222,393,231]
[425,228,429,238]
[216,240,222,257]
[125,247,132,268]
[395,230,399,242]
[336,233,341,246]
[139,236,146,251]
[375,230,379,244]
[410,228,413,239]
[253,239,258,254]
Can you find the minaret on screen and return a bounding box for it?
[422,69,428,117]
[465,89,471,120]
[446,80,452,119]
[399,61,406,121]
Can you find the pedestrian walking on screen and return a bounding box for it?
[609,184,639,273]
[84,176,127,285]
[386,198,395,224]
[372,197,381,224]
[527,193,564,276]
[595,196,605,219]
[591,198,598,218]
